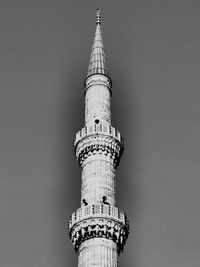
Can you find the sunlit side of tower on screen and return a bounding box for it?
[68,10,129,267]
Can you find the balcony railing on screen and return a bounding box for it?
[69,203,128,230]
[74,124,123,148]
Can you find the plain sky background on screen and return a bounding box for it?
[0,0,200,266]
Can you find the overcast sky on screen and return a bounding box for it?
[0,0,200,266]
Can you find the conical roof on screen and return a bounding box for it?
[87,9,110,78]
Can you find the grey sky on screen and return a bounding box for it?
[0,0,200,266]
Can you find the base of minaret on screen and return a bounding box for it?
[78,238,118,267]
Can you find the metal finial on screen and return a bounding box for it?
[96,9,101,25]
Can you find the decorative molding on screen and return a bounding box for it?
[84,74,112,94]
[69,204,129,254]
[74,125,124,167]
[69,203,128,227]
[74,123,123,147]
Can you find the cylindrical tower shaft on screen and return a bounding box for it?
[78,239,118,267]
[85,83,111,126]
[81,157,116,206]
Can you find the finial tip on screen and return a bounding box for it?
[96,9,101,25]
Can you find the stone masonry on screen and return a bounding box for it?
[68,9,129,267]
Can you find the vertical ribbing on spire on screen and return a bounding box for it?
[87,9,109,78]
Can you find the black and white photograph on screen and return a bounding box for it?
[0,1,199,267]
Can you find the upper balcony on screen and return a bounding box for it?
[74,123,124,150]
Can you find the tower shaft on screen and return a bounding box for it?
[78,239,118,267]
[69,10,129,267]
[85,79,111,126]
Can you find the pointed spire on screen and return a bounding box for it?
[86,9,110,79]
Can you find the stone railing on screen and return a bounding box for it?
[74,124,123,149]
[69,203,128,230]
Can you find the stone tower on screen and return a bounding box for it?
[68,9,129,266]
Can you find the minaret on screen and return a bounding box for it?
[69,9,129,267]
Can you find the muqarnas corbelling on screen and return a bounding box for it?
[69,204,129,253]
[74,129,124,168]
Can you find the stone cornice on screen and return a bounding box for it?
[74,123,123,147]
[74,124,124,167]
[68,204,129,253]
[75,134,123,167]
